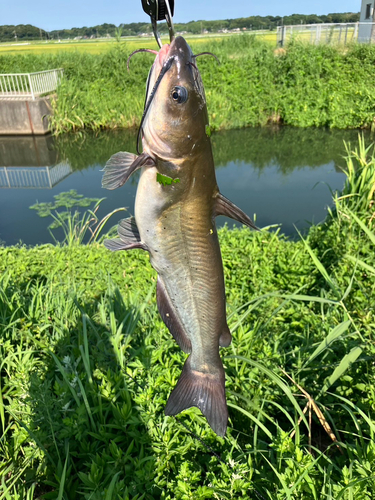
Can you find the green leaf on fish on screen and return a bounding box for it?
[156,173,180,186]
[205,125,212,137]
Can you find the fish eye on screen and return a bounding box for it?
[171,86,188,104]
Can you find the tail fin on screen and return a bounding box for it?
[165,357,228,436]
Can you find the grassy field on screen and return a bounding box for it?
[1,35,375,133]
[0,32,276,55]
[0,137,375,499]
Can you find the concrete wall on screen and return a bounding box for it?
[359,0,375,42]
[0,97,53,135]
[0,135,57,166]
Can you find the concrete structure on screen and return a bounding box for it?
[359,0,375,42]
[0,135,72,188]
[277,21,375,46]
[0,97,53,135]
[0,162,72,188]
[0,69,63,135]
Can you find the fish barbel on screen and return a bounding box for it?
[102,36,258,436]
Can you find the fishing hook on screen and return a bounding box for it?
[141,0,175,47]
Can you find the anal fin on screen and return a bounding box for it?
[104,217,148,252]
[219,323,232,347]
[214,193,259,231]
[157,277,192,354]
[102,151,155,190]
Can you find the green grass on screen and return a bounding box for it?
[0,33,276,55]
[1,36,375,133]
[0,137,375,498]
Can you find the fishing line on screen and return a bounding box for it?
[136,55,175,154]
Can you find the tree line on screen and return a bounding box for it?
[0,13,360,42]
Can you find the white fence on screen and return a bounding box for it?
[0,162,72,189]
[277,22,375,47]
[0,69,64,100]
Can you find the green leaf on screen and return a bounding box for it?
[345,254,375,275]
[322,346,363,393]
[156,173,180,186]
[57,447,69,500]
[344,207,375,245]
[297,228,341,298]
[105,472,120,500]
[305,320,351,366]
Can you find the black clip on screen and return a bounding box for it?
[141,0,175,47]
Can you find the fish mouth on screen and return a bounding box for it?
[157,36,192,67]
[157,43,171,66]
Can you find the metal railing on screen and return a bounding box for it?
[0,68,64,100]
[0,162,72,189]
[277,22,375,47]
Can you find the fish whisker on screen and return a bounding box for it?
[193,52,220,65]
[127,49,159,71]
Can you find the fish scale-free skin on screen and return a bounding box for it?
[135,161,227,365]
[103,35,256,435]
[135,37,229,433]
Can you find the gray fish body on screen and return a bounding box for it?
[103,36,258,436]
[135,154,227,367]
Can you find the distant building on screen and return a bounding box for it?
[359,0,375,42]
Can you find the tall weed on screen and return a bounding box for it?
[0,136,374,498]
[1,38,375,132]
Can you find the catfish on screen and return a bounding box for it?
[102,36,258,436]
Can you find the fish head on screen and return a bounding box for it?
[142,36,210,160]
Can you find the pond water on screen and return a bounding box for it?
[0,127,371,246]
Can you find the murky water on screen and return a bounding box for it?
[0,127,371,246]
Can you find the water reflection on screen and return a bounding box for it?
[0,136,71,189]
[52,126,368,173]
[0,127,372,245]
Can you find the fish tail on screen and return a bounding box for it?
[165,356,228,436]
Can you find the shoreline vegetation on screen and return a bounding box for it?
[1,36,375,133]
[1,134,375,497]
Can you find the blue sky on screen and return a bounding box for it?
[1,0,360,32]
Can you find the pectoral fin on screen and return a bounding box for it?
[102,151,155,190]
[104,217,149,252]
[157,278,192,354]
[214,193,259,231]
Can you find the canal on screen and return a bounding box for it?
[0,127,371,246]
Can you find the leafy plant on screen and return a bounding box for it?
[2,38,375,133]
[30,189,126,246]
[1,137,375,498]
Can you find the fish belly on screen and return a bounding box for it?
[135,165,230,436]
[135,167,226,369]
